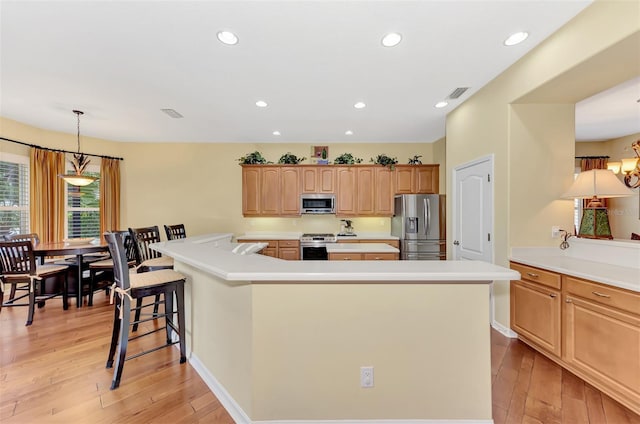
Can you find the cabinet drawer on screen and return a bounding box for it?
[564,276,640,316]
[329,253,362,261]
[278,240,300,248]
[363,253,397,261]
[510,262,561,290]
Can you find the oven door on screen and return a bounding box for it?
[301,245,328,260]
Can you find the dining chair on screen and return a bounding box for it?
[0,240,69,325]
[2,233,42,300]
[128,226,174,330]
[87,230,136,306]
[103,231,186,389]
[164,224,186,241]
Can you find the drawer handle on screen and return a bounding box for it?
[526,272,539,278]
[565,297,572,303]
[592,291,611,298]
[343,258,351,260]
[549,293,557,298]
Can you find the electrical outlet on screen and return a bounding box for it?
[551,226,560,238]
[360,366,374,388]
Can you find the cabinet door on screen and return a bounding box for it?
[510,279,561,357]
[363,253,398,260]
[329,252,362,261]
[335,167,357,215]
[374,167,394,216]
[242,167,261,216]
[261,167,281,215]
[278,248,300,260]
[414,165,439,194]
[301,167,318,193]
[280,167,300,215]
[395,166,414,194]
[356,167,375,215]
[564,295,640,405]
[318,167,335,193]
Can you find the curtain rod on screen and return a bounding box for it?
[0,136,124,161]
[575,155,610,159]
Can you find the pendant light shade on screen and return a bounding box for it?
[59,110,98,186]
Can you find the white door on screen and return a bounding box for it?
[452,156,493,262]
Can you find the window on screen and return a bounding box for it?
[0,153,30,237]
[66,163,100,238]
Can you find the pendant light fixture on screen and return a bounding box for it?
[59,110,98,186]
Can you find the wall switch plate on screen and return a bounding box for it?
[551,226,560,238]
[360,366,374,388]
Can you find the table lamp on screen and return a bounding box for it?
[562,169,633,239]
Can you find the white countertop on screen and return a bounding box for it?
[236,232,399,241]
[336,233,399,240]
[327,243,399,253]
[510,239,640,292]
[152,233,518,283]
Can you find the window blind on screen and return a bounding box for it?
[0,157,30,237]
[66,170,100,238]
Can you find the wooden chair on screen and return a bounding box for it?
[164,224,186,241]
[2,233,41,300]
[87,231,136,306]
[103,231,186,389]
[0,240,69,325]
[128,226,174,329]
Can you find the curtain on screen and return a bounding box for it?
[29,148,65,243]
[100,158,121,236]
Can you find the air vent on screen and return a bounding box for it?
[161,108,184,118]
[448,87,469,99]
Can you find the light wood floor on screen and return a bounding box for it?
[1,292,639,423]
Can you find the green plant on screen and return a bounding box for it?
[238,151,270,164]
[408,155,422,165]
[277,152,306,164]
[333,153,363,164]
[370,154,398,169]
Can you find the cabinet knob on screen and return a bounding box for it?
[549,293,557,298]
[565,297,573,303]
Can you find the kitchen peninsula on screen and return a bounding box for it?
[152,234,520,423]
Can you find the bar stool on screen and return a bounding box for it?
[164,224,186,240]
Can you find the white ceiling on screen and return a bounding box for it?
[575,76,640,142]
[0,0,595,144]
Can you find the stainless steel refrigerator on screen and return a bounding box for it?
[391,194,446,260]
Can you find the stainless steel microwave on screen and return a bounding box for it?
[300,194,335,214]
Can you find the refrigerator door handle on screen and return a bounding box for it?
[424,198,431,236]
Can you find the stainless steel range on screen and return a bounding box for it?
[300,233,337,260]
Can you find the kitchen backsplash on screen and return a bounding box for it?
[243,215,390,235]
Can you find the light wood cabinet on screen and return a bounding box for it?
[509,261,640,415]
[280,167,300,215]
[563,276,640,411]
[374,167,395,216]
[335,166,357,215]
[329,252,398,260]
[241,166,299,216]
[337,239,399,249]
[356,167,375,215]
[301,166,335,193]
[394,165,439,194]
[236,238,300,260]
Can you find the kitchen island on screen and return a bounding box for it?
[152,234,520,423]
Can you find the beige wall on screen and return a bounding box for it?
[576,133,640,239]
[446,0,640,329]
[1,117,442,237]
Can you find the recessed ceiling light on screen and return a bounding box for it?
[434,101,449,109]
[345,130,354,135]
[381,32,402,47]
[255,100,268,108]
[354,102,366,109]
[504,31,529,46]
[272,131,281,136]
[217,31,239,45]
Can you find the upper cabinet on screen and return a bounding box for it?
[395,164,439,194]
[241,164,439,217]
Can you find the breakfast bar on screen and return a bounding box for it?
[152,234,520,423]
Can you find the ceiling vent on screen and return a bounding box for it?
[447,87,469,99]
[161,108,184,118]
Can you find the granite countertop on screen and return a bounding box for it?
[152,233,518,283]
[327,243,399,253]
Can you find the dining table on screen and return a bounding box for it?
[33,239,110,308]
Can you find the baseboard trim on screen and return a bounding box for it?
[491,320,518,338]
[189,353,494,424]
[188,353,252,424]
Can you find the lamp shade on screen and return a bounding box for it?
[621,157,639,173]
[562,169,633,199]
[607,161,621,174]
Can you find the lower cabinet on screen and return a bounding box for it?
[510,262,640,415]
[329,252,398,260]
[237,239,300,260]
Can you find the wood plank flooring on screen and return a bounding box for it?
[2,292,639,423]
